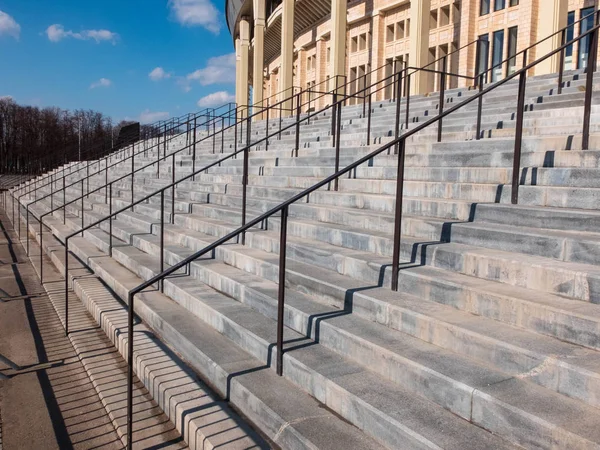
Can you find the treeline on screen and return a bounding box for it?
[0,97,130,175]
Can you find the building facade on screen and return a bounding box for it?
[227,0,598,112]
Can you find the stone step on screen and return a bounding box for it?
[63,211,600,450]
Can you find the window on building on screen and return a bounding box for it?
[440,6,450,27]
[406,19,410,37]
[430,9,438,29]
[453,3,461,22]
[579,7,595,69]
[480,0,490,16]
[494,0,505,11]
[386,24,395,43]
[565,11,575,70]
[492,29,504,82]
[359,33,367,51]
[351,36,358,53]
[327,47,331,62]
[509,0,518,6]
[507,26,518,75]
[396,21,405,39]
[476,34,490,81]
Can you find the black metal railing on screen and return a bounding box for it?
[12,10,599,449]
[118,13,599,450]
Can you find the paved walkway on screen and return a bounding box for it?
[0,209,189,449]
[0,211,123,449]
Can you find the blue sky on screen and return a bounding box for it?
[0,0,236,123]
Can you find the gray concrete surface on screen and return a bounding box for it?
[0,211,123,449]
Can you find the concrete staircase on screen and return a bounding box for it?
[18,68,600,449]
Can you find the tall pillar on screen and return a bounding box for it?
[235,37,242,108]
[536,0,568,75]
[330,0,347,91]
[279,0,295,114]
[239,17,251,117]
[253,0,266,119]
[409,0,431,95]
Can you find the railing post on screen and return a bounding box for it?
[160,191,165,293]
[39,216,43,282]
[366,93,373,146]
[334,102,342,192]
[295,93,301,157]
[192,118,197,181]
[126,290,135,450]
[511,51,528,204]
[391,139,406,292]
[476,74,484,140]
[65,238,69,336]
[221,117,225,153]
[582,25,598,150]
[404,75,411,130]
[394,71,403,154]
[362,74,367,117]
[558,29,566,95]
[266,105,270,152]
[63,177,66,224]
[26,207,29,256]
[109,183,113,257]
[213,115,217,154]
[331,93,338,142]
[81,180,84,235]
[242,146,249,245]
[131,149,135,209]
[276,205,288,377]
[171,153,176,224]
[437,56,447,143]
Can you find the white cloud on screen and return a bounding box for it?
[90,78,112,89]
[168,0,221,34]
[0,10,20,40]
[149,67,171,81]
[139,109,170,123]
[197,91,235,107]
[186,53,235,87]
[46,24,119,44]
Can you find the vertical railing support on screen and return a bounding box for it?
[511,51,528,204]
[109,183,113,257]
[391,139,406,292]
[171,154,176,223]
[160,191,165,293]
[366,93,373,146]
[81,180,84,235]
[404,75,411,130]
[394,70,403,154]
[64,238,69,336]
[276,205,289,377]
[582,25,598,150]
[242,146,249,245]
[558,29,566,95]
[295,93,301,157]
[437,57,447,143]
[476,74,484,140]
[333,101,342,191]
[126,290,135,450]
[192,118,197,181]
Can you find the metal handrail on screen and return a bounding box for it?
[118,18,600,450]
[11,107,198,197]
[23,10,598,448]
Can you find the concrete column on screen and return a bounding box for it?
[235,37,242,108]
[409,0,431,95]
[279,0,295,114]
[536,0,567,75]
[238,17,251,117]
[253,0,266,119]
[330,0,347,91]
